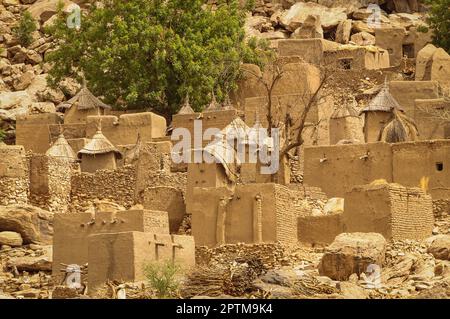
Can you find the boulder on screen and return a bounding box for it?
[335,19,352,44]
[388,13,421,29]
[350,32,376,46]
[280,2,347,31]
[0,205,53,244]
[427,235,450,261]
[324,198,344,214]
[319,232,387,280]
[291,14,323,39]
[337,281,368,299]
[317,0,369,15]
[6,247,52,272]
[26,50,43,65]
[0,231,23,247]
[28,0,74,23]
[30,101,55,113]
[352,20,374,34]
[13,70,35,90]
[0,90,32,110]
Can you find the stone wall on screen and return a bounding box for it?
[274,184,298,244]
[344,183,434,241]
[29,155,72,212]
[298,212,344,246]
[134,142,187,202]
[303,142,393,197]
[0,145,29,206]
[191,183,298,247]
[70,165,136,211]
[304,140,450,199]
[15,113,62,154]
[86,112,167,146]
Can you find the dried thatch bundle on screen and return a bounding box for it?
[380,110,419,143]
[77,130,122,159]
[58,86,111,111]
[331,100,359,119]
[124,133,142,164]
[45,134,76,161]
[180,257,264,298]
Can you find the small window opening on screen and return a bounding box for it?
[338,58,353,70]
[436,162,443,171]
[402,44,415,58]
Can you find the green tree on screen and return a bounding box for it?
[424,0,450,53]
[46,0,269,116]
[13,11,37,47]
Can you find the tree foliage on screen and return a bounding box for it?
[46,0,270,116]
[424,0,450,53]
[13,11,37,47]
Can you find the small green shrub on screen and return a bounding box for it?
[13,11,37,47]
[144,260,181,298]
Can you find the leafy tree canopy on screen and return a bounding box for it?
[46,0,270,116]
[424,0,450,53]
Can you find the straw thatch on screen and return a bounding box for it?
[379,110,419,143]
[177,95,195,115]
[46,134,77,161]
[124,133,142,164]
[331,101,359,119]
[222,96,235,111]
[58,86,111,111]
[77,130,122,159]
[204,92,222,112]
[361,80,402,114]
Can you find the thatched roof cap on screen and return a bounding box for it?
[360,81,402,114]
[331,102,359,119]
[77,130,122,159]
[58,86,111,111]
[46,134,76,161]
[177,95,195,114]
[222,96,235,111]
[204,92,222,112]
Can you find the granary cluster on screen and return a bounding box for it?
[0,0,449,299]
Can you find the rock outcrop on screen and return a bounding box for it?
[319,232,387,280]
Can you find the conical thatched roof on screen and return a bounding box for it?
[222,95,235,111]
[361,80,402,114]
[46,134,76,161]
[177,95,195,114]
[331,102,359,119]
[77,130,122,159]
[58,86,111,111]
[204,92,222,112]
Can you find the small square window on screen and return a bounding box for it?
[436,162,443,171]
[338,58,353,70]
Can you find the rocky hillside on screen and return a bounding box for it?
[0,0,434,144]
[0,0,83,144]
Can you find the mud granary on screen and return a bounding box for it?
[1,3,449,292]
